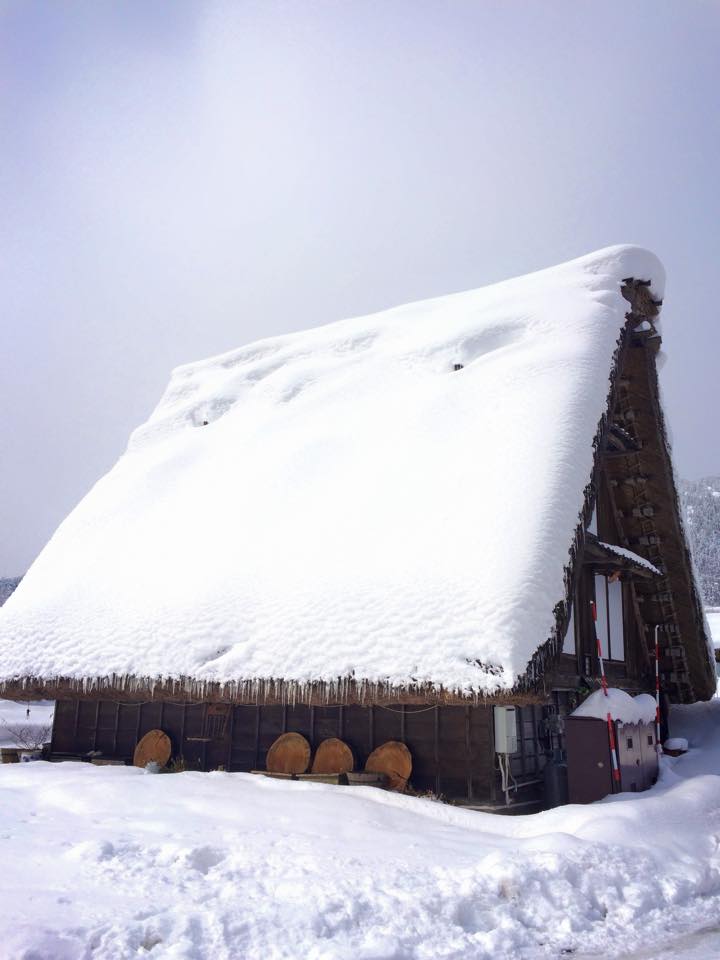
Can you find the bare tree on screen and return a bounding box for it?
[0,710,54,751]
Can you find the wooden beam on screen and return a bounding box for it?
[179,702,187,755]
[111,701,120,754]
[254,706,261,769]
[465,706,472,801]
[225,706,235,772]
[90,700,100,752]
[134,703,142,747]
[434,706,440,796]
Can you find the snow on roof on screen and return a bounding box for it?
[596,541,662,576]
[571,688,658,725]
[0,246,665,696]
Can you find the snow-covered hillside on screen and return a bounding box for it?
[1,701,719,960]
[680,476,720,606]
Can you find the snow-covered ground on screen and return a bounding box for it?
[0,701,718,960]
[0,699,53,749]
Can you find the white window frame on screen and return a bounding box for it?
[563,602,576,655]
[594,574,625,663]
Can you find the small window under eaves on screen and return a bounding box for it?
[563,603,576,654]
[587,505,598,536]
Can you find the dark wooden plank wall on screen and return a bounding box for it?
[227,703,498,800]
[52,699,507,801]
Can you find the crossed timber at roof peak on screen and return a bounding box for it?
[621,277,662,322]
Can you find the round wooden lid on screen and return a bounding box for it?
[133,729,172,769]
[365,740,412,791]
[266,732,311,774]
[311,738,355,775]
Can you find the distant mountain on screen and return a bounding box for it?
[679,476,720,607]
[0,577,22,606]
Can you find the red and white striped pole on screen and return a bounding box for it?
[606,713,621,785]
[591,599,621,786]
[654,624,662,753]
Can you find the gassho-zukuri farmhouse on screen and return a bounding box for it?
[0,245,714,810]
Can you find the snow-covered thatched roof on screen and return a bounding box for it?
[0,246,667,699]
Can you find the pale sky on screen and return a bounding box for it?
[2,0,719,574]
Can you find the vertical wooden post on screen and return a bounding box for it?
[465,705,473,801]
[310,705,315,745]
[135,703,143,746]
[400,704,406,743]
[73,699,81,739]
[179,702,187,758]
[338,705,344,740]
[282,704,287,733]
[254,706,261,769]
[111,702,120,755]
[225,705,235,772]
[201,703,208,770]
[434,706,440,796]
[368,706,374,751]
[488,706,497,804]
[49,702,59,756]
[534,705,543,774]
[518,706,527,776]
[159,702,165,731]
[90,701,100,752]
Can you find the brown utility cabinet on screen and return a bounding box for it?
[566,715,658,804]
[566,716,615,804]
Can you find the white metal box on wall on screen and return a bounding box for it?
[493,705,518,754]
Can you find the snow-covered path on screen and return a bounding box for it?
[0,702,718,960]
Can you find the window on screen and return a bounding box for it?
[594,574,609,654]
[563,603,576,654]
[608,578,625,662]
[594,574,625,662]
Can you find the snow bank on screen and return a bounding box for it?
[0,699,718,960]
[571,687,657,724]
[0,246,665,694]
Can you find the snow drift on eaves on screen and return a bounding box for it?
[0,246,665,695]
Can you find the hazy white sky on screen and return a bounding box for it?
[2,0,719,573]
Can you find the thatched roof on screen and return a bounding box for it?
[0,245,713,703]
